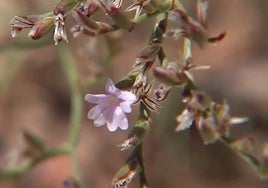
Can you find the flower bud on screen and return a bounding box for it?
[153,66,182,85]
[10,14,54,39]
[71,9,113,37]
[10,15,38,37]
[28,16,54,40]
[135,42,161,73]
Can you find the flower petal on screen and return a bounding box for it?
[118,114,128,130]
[120,101,133,113]
[87,105,101,120]
[105,79,120,95]
[88,106,106,127]
[85,94,107,104]
[107,107,128,132]
[118,91,137,102]
[114,107,129,130]
[107,121,118,132]
[101,105,116,123]
[93,113,106,127]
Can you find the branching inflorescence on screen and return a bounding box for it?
[2,0,268,187]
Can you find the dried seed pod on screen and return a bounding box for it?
[112,159,139,188]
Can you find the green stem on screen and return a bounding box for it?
[59,46,83,149]
[71,151,83,187]
[0,147,70,181]
[136,144,149,188]
[59,45,84,187]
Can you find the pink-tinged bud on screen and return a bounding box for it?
[72,9,99,30]
[153,66,182,85]
[10,14,54,40]
[136,43,161,65]
[54,13,68,45]
[71,9,113,37]
[10,15,38,37]
[28,16,54,40]
[169,9,209,47]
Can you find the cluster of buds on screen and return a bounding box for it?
[9,0,133,45]
[165,0,225,47]
[9,0,72,45]
[10,13,54,41]
[153,59,210,86]
[176,90,248,144]
[71,4,114,37]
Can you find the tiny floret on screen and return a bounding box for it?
[85,79,137,132]
[54,13,68,45]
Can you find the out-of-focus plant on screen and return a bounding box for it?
[1,0,268,187]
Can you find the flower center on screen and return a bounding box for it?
[106,95,119,107]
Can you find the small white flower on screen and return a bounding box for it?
[85,79,137,132]
[54,13,68,45]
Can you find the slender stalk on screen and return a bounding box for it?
[59,45,84,187]
[136,144,149,188]
[71,151,83,188]
[0,147,70,181]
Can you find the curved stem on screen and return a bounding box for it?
[0,147,70,182]
[59,45,84,187]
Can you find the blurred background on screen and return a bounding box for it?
[1,0,268,187]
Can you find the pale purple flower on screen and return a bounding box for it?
[85,79,137,132]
